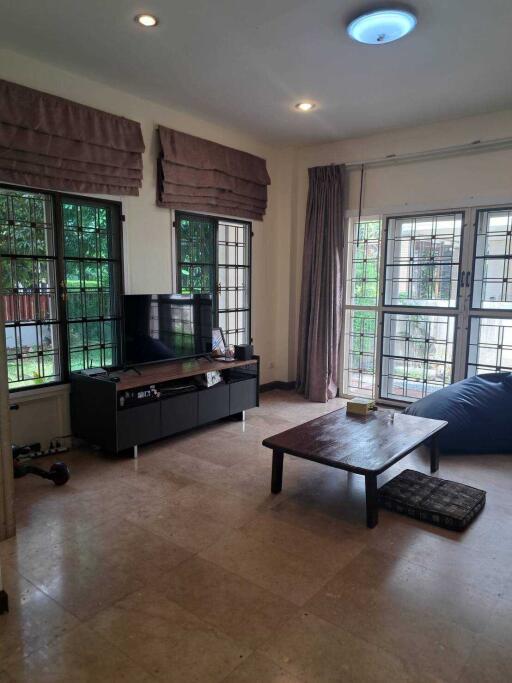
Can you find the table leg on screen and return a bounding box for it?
[365,474,378,528]
[271,449,284,494]
[430,435,440,473]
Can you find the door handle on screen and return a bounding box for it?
[466,271,471,288]
[459,270,465,289]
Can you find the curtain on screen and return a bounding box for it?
[296,164,345,402]
[157,127,270,220]
[0,79,144,196]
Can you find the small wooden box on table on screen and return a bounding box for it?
[262,408,447,528]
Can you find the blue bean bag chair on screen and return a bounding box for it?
[404,372,512,454]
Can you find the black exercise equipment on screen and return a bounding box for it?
[9,405,70,486]
[13,454,70,486]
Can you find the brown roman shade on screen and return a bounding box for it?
[157,126,270,221]
[0,79,144,196]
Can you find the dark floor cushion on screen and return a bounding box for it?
[403,372,512,454]
[379,469,486,531]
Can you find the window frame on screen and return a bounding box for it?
[342,202,512,406]
[341,215,382,398]
[382,211,465,311]
[1,182,124,393]
[174,210,253,347]
[378,209,466,403]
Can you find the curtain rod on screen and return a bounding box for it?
[343,136,512,170]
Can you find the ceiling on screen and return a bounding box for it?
[1,0,512,145]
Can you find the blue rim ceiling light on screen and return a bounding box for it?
[347,8,417,45]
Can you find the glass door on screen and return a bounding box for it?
[466,207,512,376]
[378,212,464,402]
[340,204,512,404]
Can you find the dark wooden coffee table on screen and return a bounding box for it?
[262,408,447,528]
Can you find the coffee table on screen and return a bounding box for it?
[262,408,447,528]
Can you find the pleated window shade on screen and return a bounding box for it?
[157,126,270,221]
[0,79,144,196]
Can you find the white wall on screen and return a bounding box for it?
[0,47,294,446]
[287,110,512,381]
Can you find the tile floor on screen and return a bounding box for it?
[0,390,511,682]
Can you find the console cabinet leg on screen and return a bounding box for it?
[271,450,284,494]
[133,445,138,459]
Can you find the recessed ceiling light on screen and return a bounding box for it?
[135,13,159,27]
[347,8,417,45]
[295,102,316,112]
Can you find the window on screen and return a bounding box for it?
[467,317,512,375]
[62,199,122,372]
[381,312,455,400]
[175,212,251,346]
[343,205,512,403]
[343,219,381,397]
[468,207,512,377]
[1,190,60,389]
[1,186,123,391]
[380,212,462,400]
[384,213,462,308]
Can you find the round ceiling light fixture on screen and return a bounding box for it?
[295,102,316,112]
[347,8,417,44]
[135,13,159,27]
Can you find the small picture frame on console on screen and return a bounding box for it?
[212,327,227,356]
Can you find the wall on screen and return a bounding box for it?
[287,109,512,381]
[3,46,512,440]
[0,48,294,446]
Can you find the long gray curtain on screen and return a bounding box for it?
[296,164,345,402]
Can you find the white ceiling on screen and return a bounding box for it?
[1,0,512,145]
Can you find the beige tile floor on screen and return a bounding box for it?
[1,389,511,682]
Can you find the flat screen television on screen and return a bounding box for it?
[123,293,213,365]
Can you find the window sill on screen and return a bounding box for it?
[9,383,70,404]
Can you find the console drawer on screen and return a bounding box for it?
[197,383,229,424]
[117,402,160,450]
[230,378,257,414]
[161,392,198,437]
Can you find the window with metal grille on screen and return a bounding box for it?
[343,205,512,404]
[0,186,123,391]
[1,189,60,389]
[385,213,462,308]
[467,317,512,375]
[62,199,122,372]
[175,212,251,347]
[343,219,381,398]
[381,312,455,400]
[472,208,512,310]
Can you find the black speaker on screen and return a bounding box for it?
[234,344,253,361]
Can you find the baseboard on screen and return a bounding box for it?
[260,381,295,393]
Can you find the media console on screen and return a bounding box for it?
[70,357,259,456]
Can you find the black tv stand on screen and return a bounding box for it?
[70,356,259,456]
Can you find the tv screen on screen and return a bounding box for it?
[123,293,213,365]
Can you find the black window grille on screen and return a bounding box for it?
[0,185,123,391]
[175,212,251,346]
[62,199,122,372]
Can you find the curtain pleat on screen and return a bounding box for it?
[0,79,144,195]
[157,127,270,220]
[296,164,345,402]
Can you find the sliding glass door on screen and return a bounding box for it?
[342,204,512,403]
[380,212,463,401]
[467,207,512,376]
